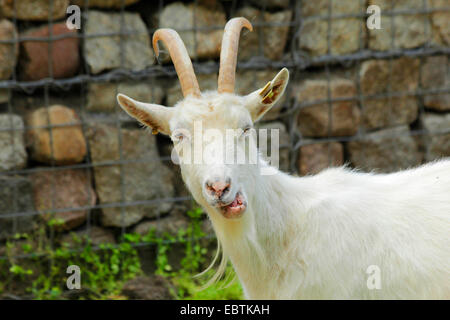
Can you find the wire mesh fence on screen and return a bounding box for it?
[0,0,449,292]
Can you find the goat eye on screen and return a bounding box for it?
[242,126,252,136]
[174,134,184,142]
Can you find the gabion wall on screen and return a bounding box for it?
[0,0,449,263]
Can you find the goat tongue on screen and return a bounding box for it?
[221,192,246,219]
[230,197,239,207]
[227,193,243,208]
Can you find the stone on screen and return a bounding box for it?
[256,121,290,172]
[19,23,79,81]
[328,19,363,56]
[84,10,153,74]
[368,0,432,50]
[0,114,27,171]
[370,17,430,51]
[0,175,36,240]
[359,58,419,130]
[31,169,96,231]
[421,56,449,111]
[235,7,292,61]
[0,0,69,21]
[422,113,450,134]
[248,0,289,9]
[429,0,450,46]
[133,210,189,237]
[26,105,87,165]
[133,206,212,238]
[121,276,173,300]
[298,20,328,57]
[0,19,18,80]
[348,126,422,173]
[295,78,360,137]
[72,0,140,8]
[421,113,450,161]
[0,89,7,103]
[87,125,174,227]
[299,0,363,56]
[60,226,116,247]
[158,2,226,60]
[87,82,164,112]
[236,69,287,121]
[301,0,360,16]
[167,73,217,107]
[297,141,344,176]
[426,135,450,162]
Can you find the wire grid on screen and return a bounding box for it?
[0,0,449,265]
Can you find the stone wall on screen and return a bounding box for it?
[0,1,448,250]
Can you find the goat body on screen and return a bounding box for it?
[212,159,450,299]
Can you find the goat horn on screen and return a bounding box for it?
[218,17,253,94]
[153,29,201,98]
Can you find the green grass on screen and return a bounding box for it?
[0,207,244,300]
[181,278,243,300]
[170,267,244,300]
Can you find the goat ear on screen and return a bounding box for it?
[244,68,289,122]
[117,93,173,135]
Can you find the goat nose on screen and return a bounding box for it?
[205,180,231,199]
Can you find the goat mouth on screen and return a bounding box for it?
[218,191,247,219]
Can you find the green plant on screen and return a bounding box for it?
[0,206,243,300]
[1,229,142,299]
[181,207,208,273]
[145,207,243,300]
[47,218,65,228]
[174,267,243,300]
[9,264,33,278]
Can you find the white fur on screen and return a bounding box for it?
[117,70,450,300]
[208,159,450,299]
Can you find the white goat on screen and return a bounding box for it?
[117,18,450,299]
